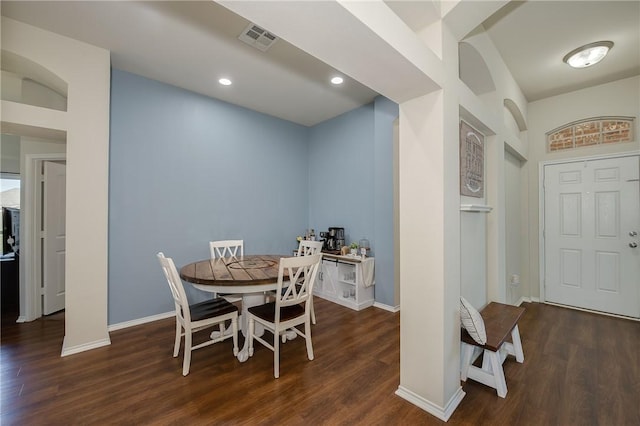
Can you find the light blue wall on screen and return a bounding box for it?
[373,97,399,307]
[108,70,398,324]
[108,70,309,324]
[308,98,398,307]
[308,104,375,247]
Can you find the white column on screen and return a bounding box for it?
[395,88,464,420]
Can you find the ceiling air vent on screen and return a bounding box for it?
[238,23,278,52]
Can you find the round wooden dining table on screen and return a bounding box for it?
[179,255,290,362]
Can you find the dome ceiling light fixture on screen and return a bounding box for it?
[563,41,614,68]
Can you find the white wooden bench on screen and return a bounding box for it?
[460,302,525,398]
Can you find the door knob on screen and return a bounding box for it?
[630,231,638,237]
[630,242,638,248]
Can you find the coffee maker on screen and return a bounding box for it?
[321,227,345,252]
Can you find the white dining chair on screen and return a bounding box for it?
[157,252,239,376]
[209,240,244,303]
[246,253,322,378]
[269,239,324,329]
[295,240,323,325]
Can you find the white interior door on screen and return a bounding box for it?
[43,161,66,315]
[544,155,639,318]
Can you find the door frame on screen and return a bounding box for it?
[19,153,67,322]
[538,150,640,316]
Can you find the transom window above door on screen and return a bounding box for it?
[547,116,634,152]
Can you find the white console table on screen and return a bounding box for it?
[314,253,374,311]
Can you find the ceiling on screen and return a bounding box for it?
[2,1,639,126]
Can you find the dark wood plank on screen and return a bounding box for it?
[2,302,638,425]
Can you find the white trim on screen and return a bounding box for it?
[61,336,111,357]
[108,311,175,332]
[544,301,640,322]
[395,385,465,421]
[538,150,640,304]
[373,301,400,312]
[514,296,539,305]
[538,161,546,303]
[460,204,492,213]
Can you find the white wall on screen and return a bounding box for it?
[1,134,21,174]
[527,76,640,300]
[2,17,111,355]
[504,149,523,304]
[457,28,529,307]
[1,70,23,104]
[460,210,487,308]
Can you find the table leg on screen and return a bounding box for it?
[206,291,294,361]
[236,292,267,362]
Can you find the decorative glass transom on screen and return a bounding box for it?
[547,117,634,152]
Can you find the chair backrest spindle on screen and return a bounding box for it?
[210,240,244,259]
[275,254,322,322]
[297,240,323,257]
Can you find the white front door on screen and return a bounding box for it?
[544,155,640,318]
[43,161,66,315]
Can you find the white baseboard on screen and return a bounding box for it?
[57,311,174,356]
[61,336,111,357]
[516,297,540,306]
[373,301,400,313]
[108,311,175,332]
[395,385,465,421]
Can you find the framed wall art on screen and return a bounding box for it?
[459,120,484,198]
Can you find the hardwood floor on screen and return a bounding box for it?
[1,299,639,425]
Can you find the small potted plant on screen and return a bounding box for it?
[349,242,359,256]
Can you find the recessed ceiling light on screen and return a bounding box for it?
[218,78,232,86]
[331,76,344,85]
[563,41,613,68]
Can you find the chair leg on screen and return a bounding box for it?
[231,316,239,356]
[305,318,314,361]
[173,319,181,357]
[183,329,192,376]
[310,297,316,325]
[274,329,280,379]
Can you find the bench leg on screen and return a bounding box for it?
[497,325,525,364]
[487,350,508,398]
[465,349,508,398]
[460,342,481,381]
[511,325,524,363]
